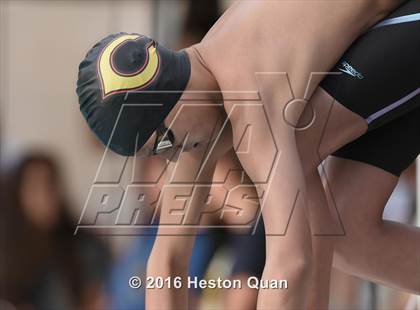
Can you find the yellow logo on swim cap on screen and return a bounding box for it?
[98,34,160,99]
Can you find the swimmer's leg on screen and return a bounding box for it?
[325,157,420,294]
[228,80,327,308]
[223,273,259,310]
[296,87,368,308]
[230,107,313,308]
[229,77,364,308]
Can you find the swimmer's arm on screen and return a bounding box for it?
[146,138,230,309]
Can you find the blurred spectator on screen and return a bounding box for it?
[0,153,110,310]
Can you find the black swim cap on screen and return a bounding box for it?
[76,33,191,156]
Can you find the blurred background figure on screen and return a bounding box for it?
[0,153,110,310]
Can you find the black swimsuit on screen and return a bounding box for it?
[322,0,420,176]
[321,0,419,130]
